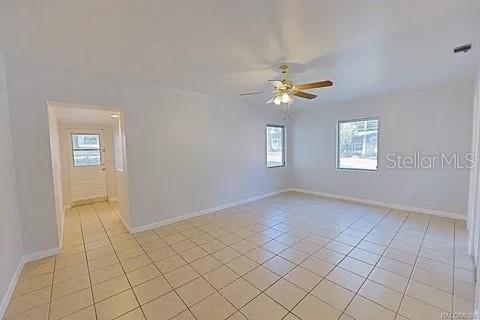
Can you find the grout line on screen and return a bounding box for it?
[393,215,433,319]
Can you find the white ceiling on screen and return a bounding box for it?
[1,0,479,105]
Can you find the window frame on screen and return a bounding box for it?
[336,117,379,172]
[71,133,103,167]
[266,124,286,168]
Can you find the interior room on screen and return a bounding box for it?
[0,1,480,319]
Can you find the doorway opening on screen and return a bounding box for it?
[47,102,132,248]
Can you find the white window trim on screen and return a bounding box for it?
[336,117,379,171]
[266,124,286,168]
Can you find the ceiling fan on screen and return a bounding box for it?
[240,64,333,105]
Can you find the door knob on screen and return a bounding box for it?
[101,168,106,171]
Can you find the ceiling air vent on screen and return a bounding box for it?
[454,43,472,54]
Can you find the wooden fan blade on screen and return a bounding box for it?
[239,91,264,96]
[293,91,317,99]
[295,80,333,90]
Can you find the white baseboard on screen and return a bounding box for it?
[23,247,61,263]
[0,257,25,319]
[289,188,467,220]
[130,189,289,233]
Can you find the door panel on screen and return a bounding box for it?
[69,129,107,202]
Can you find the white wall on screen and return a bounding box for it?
[47,107,65,249]
[5,61,289,254]
[59,123,118,206]
[290,80,474,216]
[0,54,23,315]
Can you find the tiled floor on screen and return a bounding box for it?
[4,192,476,320]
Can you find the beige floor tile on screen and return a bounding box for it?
[377,257,413,278]
[116,246,145,262]
[284,266,321,292]
[229,240,257,255]
[204,265,239,290]
[454,295,474,314]
[51,274,91,301]
[170,239,197,253]
[54,263,89,284]
[220,278,261,308]
[454,279,475,301]
[300,256,336,277]
[412,267,453,293]
[279,247,309,264]
[155,255,187,273]
[338,257,373,278]
[244,265,280,291]
[20,262,54,281]
[326,267,365,292]
[49,288,93,320]
[89,254,120,272]
[176,277,216,307]
[348,248,380,265]
[282,313,301,320]
[127,264,161,287]
[95,289,139,320]
[5,287,51,318]
[93,275,131,302]
[133,275,172,305]
[4,303,49,320]
[146,246,176,262]
[368,267,408,293]
[358,280,402,312]
[63,305,96,320]
[345,295,396,320]
[90,263,124,285]
[292,294,342,320]
[261,239,289,254]
[13,273,53,297]
[226,255,258,276]
[164,265,199,288]
[190,255,222,275]
[406,280,452,311]
[200,239,226,254]
[245,247,275,264]
[179,246,208,263]
[140,239,167,253]
[227,311,248,320]
[399,295,445,320]
[313,248,345,265]
[190,292,236,320]
[311,279,354,311]
[265,279,307,310]
[212,247,242,264]
[141,291,186,320]
[171,310,196,320]
[115,308,146,320]
[263,256,296,276]
[121,255,152,273]
[241,293,288,320]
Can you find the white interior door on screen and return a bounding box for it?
[69,129,107,202]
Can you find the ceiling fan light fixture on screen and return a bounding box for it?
[281,93,290,103]
[273,96,282,105]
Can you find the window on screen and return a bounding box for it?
[71,134,102,166]
[266,125,285,168]
[337,118,378,170]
